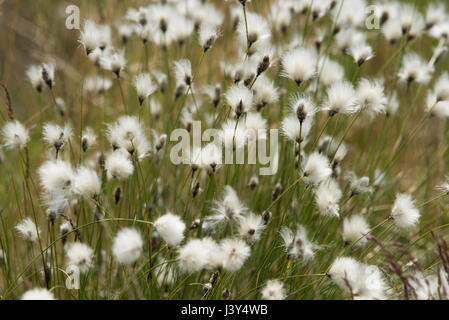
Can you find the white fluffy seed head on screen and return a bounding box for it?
[289,93,317,123]
[237,12,271,55]
[347,42,374,66]
[332,0,367,30]
[335,28,365,52]
[26,65,44,92]
[328,256,386,300]
[399,4,420,35]
[79,20,101,54]
[174,59,193,86]
[434,72,449,102]
[356,78,387,117]
[342,215,370,246]
[41,63,55,88]
[117,23,136,44]
[281,47,317,85]
[201,143,222,173]
[280,224,318,260]
[38,159,75,196]
[154,212,186,247]
[199,23,220,52]
[21,288,55,300]
[100,49,127,77]
[252,75,279,109]
[105,150,134,180]
[426,3,446,30]
[382,19,402,43]
[281,115,312,144]
[436,176,449,195]
[106,115,150,159]
[314,179,342,218]
[426,92,449,119]
[81,127,97,152]
[60,221,72,235]
[97,24,112,50]
[391,193,420,229]
[270,2,292,33]
[398,53,433,85]
[218,119,248,151]
[74,166,101,199]
[16,218,40,243]
[303,152,332,185]
[208,185,247,227]
[245,112,267,135]
[261,279,286,300]
[170,15,194,45]
[408,272,439,300]
[386,91,399,116]
[178,237,219,273]
[346,171,373,196]
[430,20,449,41]
[1,120,29,150]
[322,80,358,116]
[220,238,250,272]
[42,123,73,152]
[318,58,344,87]
[225,85,254,118]
[112,228,143,265]
[203,83,222,107]
[237,212,265,242]
[65,242,94,273]
[134,73,157,104]
[84,76,112,95]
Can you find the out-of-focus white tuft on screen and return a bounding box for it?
[328,256,387,300]
[302,152,332,185]
[21,288,56,300]
[342,215,370,246]
[225,84,254,118]
[314,179,342,217]
[398,53,433,85]
[220,238,250,272]
[356,78,387,117]
[16,218,40,243]
[281,47,317,85]
[261,279,286,300]
[73,166,101,199]
[207,185,248,227]
[65,242,94,273]
[322,80,358,116]
[237,212,265,242]
[154,212,186,247]
[1,120,29,150]
[105,149,134,180]
[42,123,73,153]
[134,73,157,105]
[391,193,420,229]
[112,228,143,265]
[280,224,318,260]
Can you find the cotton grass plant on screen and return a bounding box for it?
[0,0,449,300]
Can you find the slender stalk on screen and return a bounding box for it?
[417,193,447,209]
[242,3,250,58]
[116,77,128,114]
